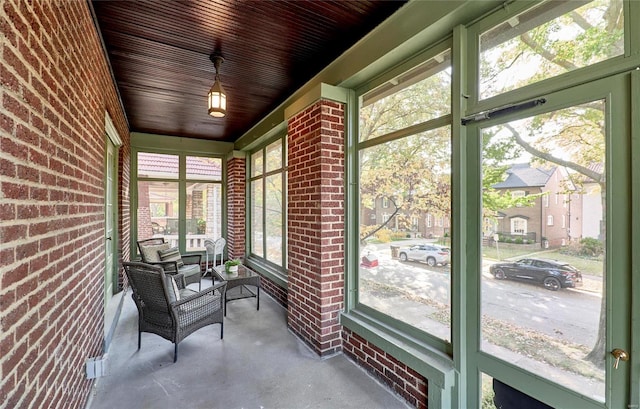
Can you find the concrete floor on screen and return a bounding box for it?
[86,279,410,409]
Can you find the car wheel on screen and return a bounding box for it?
[493,269,506,280]
[543,277,561,291]
[426,257,436,267]
[399,253,408,262]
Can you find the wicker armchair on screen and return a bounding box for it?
[137,237,203,289]
[123,262,226,362]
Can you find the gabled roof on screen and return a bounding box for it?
[493,163,555,189]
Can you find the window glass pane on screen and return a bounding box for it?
[265,140,282,173]
[185,182,222,251]
[251,151,263,177]
[359,126,451,341]
[479,0,624,100]
[251,179,264,258]
[186,156,222,181]
[265,173,283,266]
[481,102,605,400]
[137,152,178,179]
[137,181,179,246]
[360,49,451,142]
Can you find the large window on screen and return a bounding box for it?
[479,0,624,100]
[357,48,452,342]
[481,101,607,401]
[136,152,223,251]
[249,138,286,268]
[347,1,635,408]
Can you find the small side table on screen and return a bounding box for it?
[212,265,260,316]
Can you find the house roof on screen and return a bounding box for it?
[138,152,222,179]
[493,163,555,189]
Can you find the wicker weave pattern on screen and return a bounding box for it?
[123,262,226,362]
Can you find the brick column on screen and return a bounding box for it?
[227,153,246,259]
[287,99,345,356]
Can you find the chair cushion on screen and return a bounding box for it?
[164,275,181,303]
[140,243,170,262]
[159,247,185,268]
[178,263,200,278]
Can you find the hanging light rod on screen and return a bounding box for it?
[208,53,227,118]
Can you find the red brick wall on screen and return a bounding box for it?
[260,276,288,308]
[226,155,246,259]
[1,1,130,408]
[287,99,345,356]
[343,329,428,409]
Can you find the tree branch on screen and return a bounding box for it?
[360,196,402,244]
[504,124,603,183]
[520,32,578,71]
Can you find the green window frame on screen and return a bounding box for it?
[131,133,230,255]
[246,135,287,281]
[343,1,640,408]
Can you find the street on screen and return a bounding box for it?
[359,240,601,346]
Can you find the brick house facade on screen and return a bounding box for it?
[488,164,584,248]
[1,1,130,407]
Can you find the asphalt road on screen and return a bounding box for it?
[359,241,601,346]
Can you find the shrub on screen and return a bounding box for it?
[560,237,604,258]
[375,228,392,243]
[579,237,604,257]
[514,237,523,244]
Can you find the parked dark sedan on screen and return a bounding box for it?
[489,258,583,291]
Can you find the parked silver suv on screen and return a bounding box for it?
[398,244,450,267]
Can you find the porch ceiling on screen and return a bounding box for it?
[90,0,407,143]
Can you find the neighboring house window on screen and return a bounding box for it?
[511,190,525,207]
[511,217,527,235]
[382,213,390,223]
[547,215,554,226]
[136,152,223,252]
[562,214,566,229]
[555,193,559,205]
[250,138,286,268]
[427,214,432,228]
[438,217,444,227]
[411,217,419,230]
[382,197,389,208]
[543,194,549,208]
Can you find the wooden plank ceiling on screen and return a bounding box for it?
[91,0,407,142]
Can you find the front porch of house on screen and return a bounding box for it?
[90,278,409,409]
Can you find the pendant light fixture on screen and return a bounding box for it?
[208,54,226,118]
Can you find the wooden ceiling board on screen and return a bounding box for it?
[92,0,407,142]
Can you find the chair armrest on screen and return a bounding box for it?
[170,281,227,315]
[181,253,202,265]
[147,260,180,273]
[176,281,226,305]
